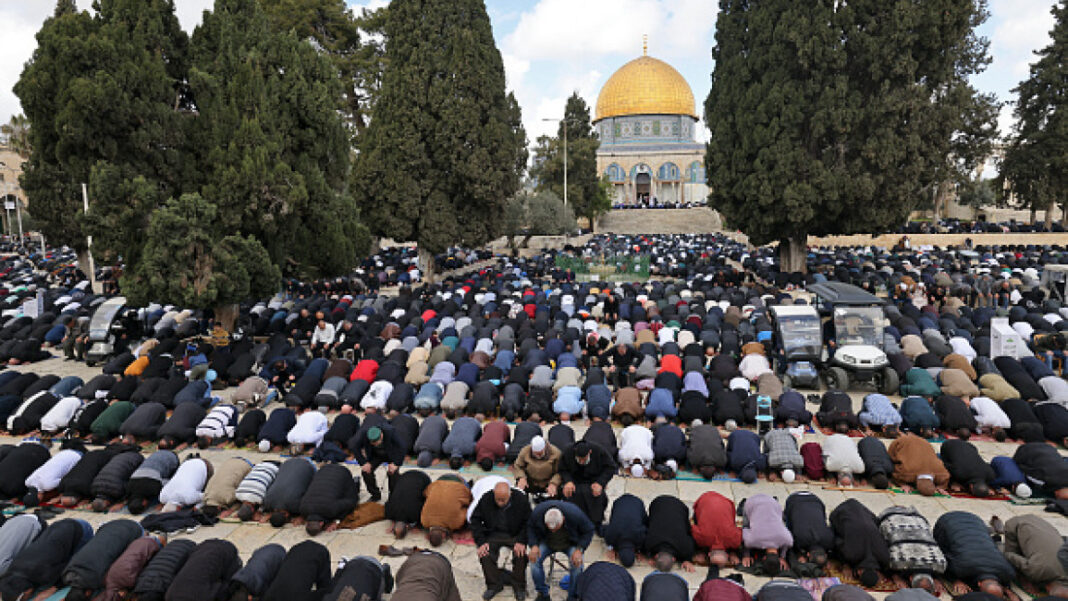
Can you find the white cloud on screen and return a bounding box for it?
[503,0,716,64]
[0,0,211,126]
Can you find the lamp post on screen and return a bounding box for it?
[0,162,20,240]
[542,117,567,210]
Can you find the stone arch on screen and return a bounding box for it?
[657,162,681,181]
[603,163,626,183]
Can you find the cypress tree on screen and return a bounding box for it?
[353,0,527,281]
[121,194,281,329]
[15,0,187,275]
[706,0,997,272]
[530,93,609,230]
[999,2,1067,227]
[185,0,369,279]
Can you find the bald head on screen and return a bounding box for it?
[493,482,511,507]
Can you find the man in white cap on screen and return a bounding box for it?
[511,436,562,497]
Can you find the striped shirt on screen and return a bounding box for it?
[195,404,238,439]
[235,461,280,504]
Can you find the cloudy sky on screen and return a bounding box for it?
[0,0,1058,148]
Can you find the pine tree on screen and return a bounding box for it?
[705,0,997,272]
[999,1,1067,227]
[530,93,609,230]
[353,0,527,281]
[185,0,369,279]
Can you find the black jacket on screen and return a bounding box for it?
[59,446,122,498]
[323,556,391,601]
[299,463,360,521]
[0,443,50,498]
[1015,442,1068,492]
[643,496,695,561]
[230,543,285,597]
[939,439,994,486]
[857,436,894,477]
[262,540,332,601]
[384,470,431,524]
[934,511,1015,584]
[165,539,242,601]
[133,539,196,600]
[603,494,648,551]
[62,519,143,590]
[783,492,834,553]
[0,518,90,599]
[262,457,316,514]
[469,488,531,546]
[829,499,889,572]
[559,443,615,488]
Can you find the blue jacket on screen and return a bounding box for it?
[602,494,647,550]
[528,501,595,550]
[645,388,677,419]
[899,396,940,431]
[574,561,635,601]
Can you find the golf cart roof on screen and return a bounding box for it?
[769,305,819,318]
[808,282,884,306]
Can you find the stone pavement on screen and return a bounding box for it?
[4,353,1068,600]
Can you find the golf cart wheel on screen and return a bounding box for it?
[879,367,899,395]
[825,367,850,391]
[782,374,793,390]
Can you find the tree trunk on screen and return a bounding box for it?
[76,248,99,293]
[1030,207,1037,224]
[779,235,808,274]
[418,246,436,284]
[521,234,533,248]
[1046,200,1055,230]
[214,303,239,332]
[1062,203,1068,228]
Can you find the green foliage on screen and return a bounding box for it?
[122,193,280,310]
[260,0,384,133]
[502,189,575,250]
[705,0,997,250]
[956,178,997,209]
[0,115,31,158]
[998,2,1067,214]
[530,93,608,225]
[353,0,527,257]
[15,0,188,252]
[187,0,369,279]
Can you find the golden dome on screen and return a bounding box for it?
[595,55,697,122]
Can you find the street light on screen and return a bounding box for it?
[542,117,567,210]
[0,162,21,241]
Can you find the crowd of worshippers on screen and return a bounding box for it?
[0,511,406,601]
[0,480,1065,601]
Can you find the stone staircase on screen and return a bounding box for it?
[596,207,723,234]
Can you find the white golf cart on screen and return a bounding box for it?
[809,283,898,395]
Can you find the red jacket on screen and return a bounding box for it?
[694,578,752,601]
[476,421,510,462]
[691,491,742,551]
[658,354,683,378]
[349,359,379,383]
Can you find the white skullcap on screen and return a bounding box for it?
[544,508,564,528]
[782,469,796,483]
[530,436,546,453]
[665,459,678,472]
[630,464,645,478]
[1015,483,1032,498]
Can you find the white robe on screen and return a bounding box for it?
[159,459,209,507]
[286,411,329,446]
[25,449,83,493]
[617,425,654,470]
